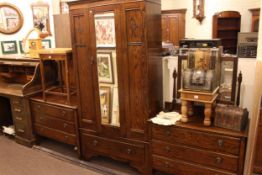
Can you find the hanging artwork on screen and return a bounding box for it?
[99,86,111,124]
[60,1,69,14]
[97,51,114,84]
[31,2,51,37]
[1,41,17,54]
[94,13,116,48]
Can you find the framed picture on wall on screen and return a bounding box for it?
[31,2,51,37]
[19,41,24,53]
[94,13,116,48]
[1,41,17,54]
[60,1,69,14]
[42,39,51,49]
[97,51,114,84]
[99,86,112,124]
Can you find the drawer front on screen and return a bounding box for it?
[153,155,235,175]
[31,101,74,122]
[153,140,238,172]
[11,97,24,108]
[152,125,241,155]
[81,134,145,163]
[34,114,76,134]
[34,124,76,145]
[15,122,29,138]
[40,54,66,60]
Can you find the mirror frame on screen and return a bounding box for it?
[0,3,24,34]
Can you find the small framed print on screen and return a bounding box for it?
[19,41,24,53]
[94,13,116,48]
[99,86,112,124]
[97,51,114,84]
[60,1,69,14]
[1,41,17,54]
[42,39,51,49]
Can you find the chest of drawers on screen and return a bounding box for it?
[30,100,80,153]
[149,120,247,175]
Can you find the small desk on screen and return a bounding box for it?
[38,48,75,105]
[179,87,219,126]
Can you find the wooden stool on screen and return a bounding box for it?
[179,87,219,126]
[38,48,76,105]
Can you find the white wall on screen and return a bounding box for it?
[0,0,55,55]
[162,0,261,38]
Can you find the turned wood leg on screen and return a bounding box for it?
[204,103,212,126]
[181,100,188,122]
[187,101,194,116]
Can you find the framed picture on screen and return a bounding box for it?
[99,86,112,124]
[97,51,114,84]
[19,40,24,53]
[42,39,51,49]
[31,2,51,37]
[60,1,69,14]
[94,13,116,48]
[1,41,17,54]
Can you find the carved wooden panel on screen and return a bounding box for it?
[161,16,169,42]
[70,11,97,131]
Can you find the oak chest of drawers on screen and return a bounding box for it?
[30,100,80,152]
[149,119,247,175]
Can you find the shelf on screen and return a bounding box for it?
[217,27,240,31]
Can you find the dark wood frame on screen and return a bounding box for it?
[249,8,260,32]
[41,39,52,49]
[0,3,24,34]
[97,50,114,84]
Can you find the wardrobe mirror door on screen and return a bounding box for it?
[94,12,120,127]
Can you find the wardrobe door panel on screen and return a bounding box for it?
[123,2,148,140]
[70,10,97,131]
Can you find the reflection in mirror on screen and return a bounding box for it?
[220,61,233,101]
[0,3,23,34]
[95,12,120,127]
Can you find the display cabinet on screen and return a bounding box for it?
[213,11,241,54]
[69,0,162,174]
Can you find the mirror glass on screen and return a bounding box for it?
[95,12,120,127]
[0,3,23,34]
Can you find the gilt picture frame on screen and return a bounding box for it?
[99,86,112,124]
[1,40,17,54]
[97,51,114,84]
[94,13,116,48]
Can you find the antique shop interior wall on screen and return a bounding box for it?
[0,0,55,55]
[162,0,260,114]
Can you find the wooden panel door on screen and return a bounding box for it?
[161,16,169,42]
[122,2,148,140]
[169,15,179,46]
[70,9,98,131]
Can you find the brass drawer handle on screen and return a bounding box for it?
[127,148,132,155]
[39,116,45,121]
[14,108,22,113]
[93,140,98,146]
[15,116,23,121]
[63,123,68,128]
[165,161,170,168]
[13,101,20,105]
[217,139,224,147]
[165,146,171,153]
[216,157,223,164]
[17,129,25,133]
[165,130,171,136]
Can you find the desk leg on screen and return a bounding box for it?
[204,103,212,126]
[40,59,46,101]
[181,100,188,122]
[187,101,194,116]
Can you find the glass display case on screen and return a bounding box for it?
[182,48,221,92]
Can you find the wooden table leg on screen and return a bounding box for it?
[204,103,212,126]
[187,101,194,116]
[181,100,188,122]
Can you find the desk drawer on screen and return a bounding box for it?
[31,101,75,122]
[153,155,235,175]
[15,122,29,138]
[152,140,238,172]
[152,125,241,155]
[34,114,76,134]
[82,134,145,163]
[34,124,76,145]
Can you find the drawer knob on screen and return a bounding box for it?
[64,135,69,140]
[14,108,22,113]
[40,116,45,120]
[165,130,171,136]
[165,162,170,168]
[216,157,223,164]
[62,111,66,116]
[127,148,132,155]
[15,117,23,121]
[217,139,224,147]
[63,123,68,128]
[17,129,25,133]
[37,105,41,109]
[165,146,171,153]
[93,140,98,146]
